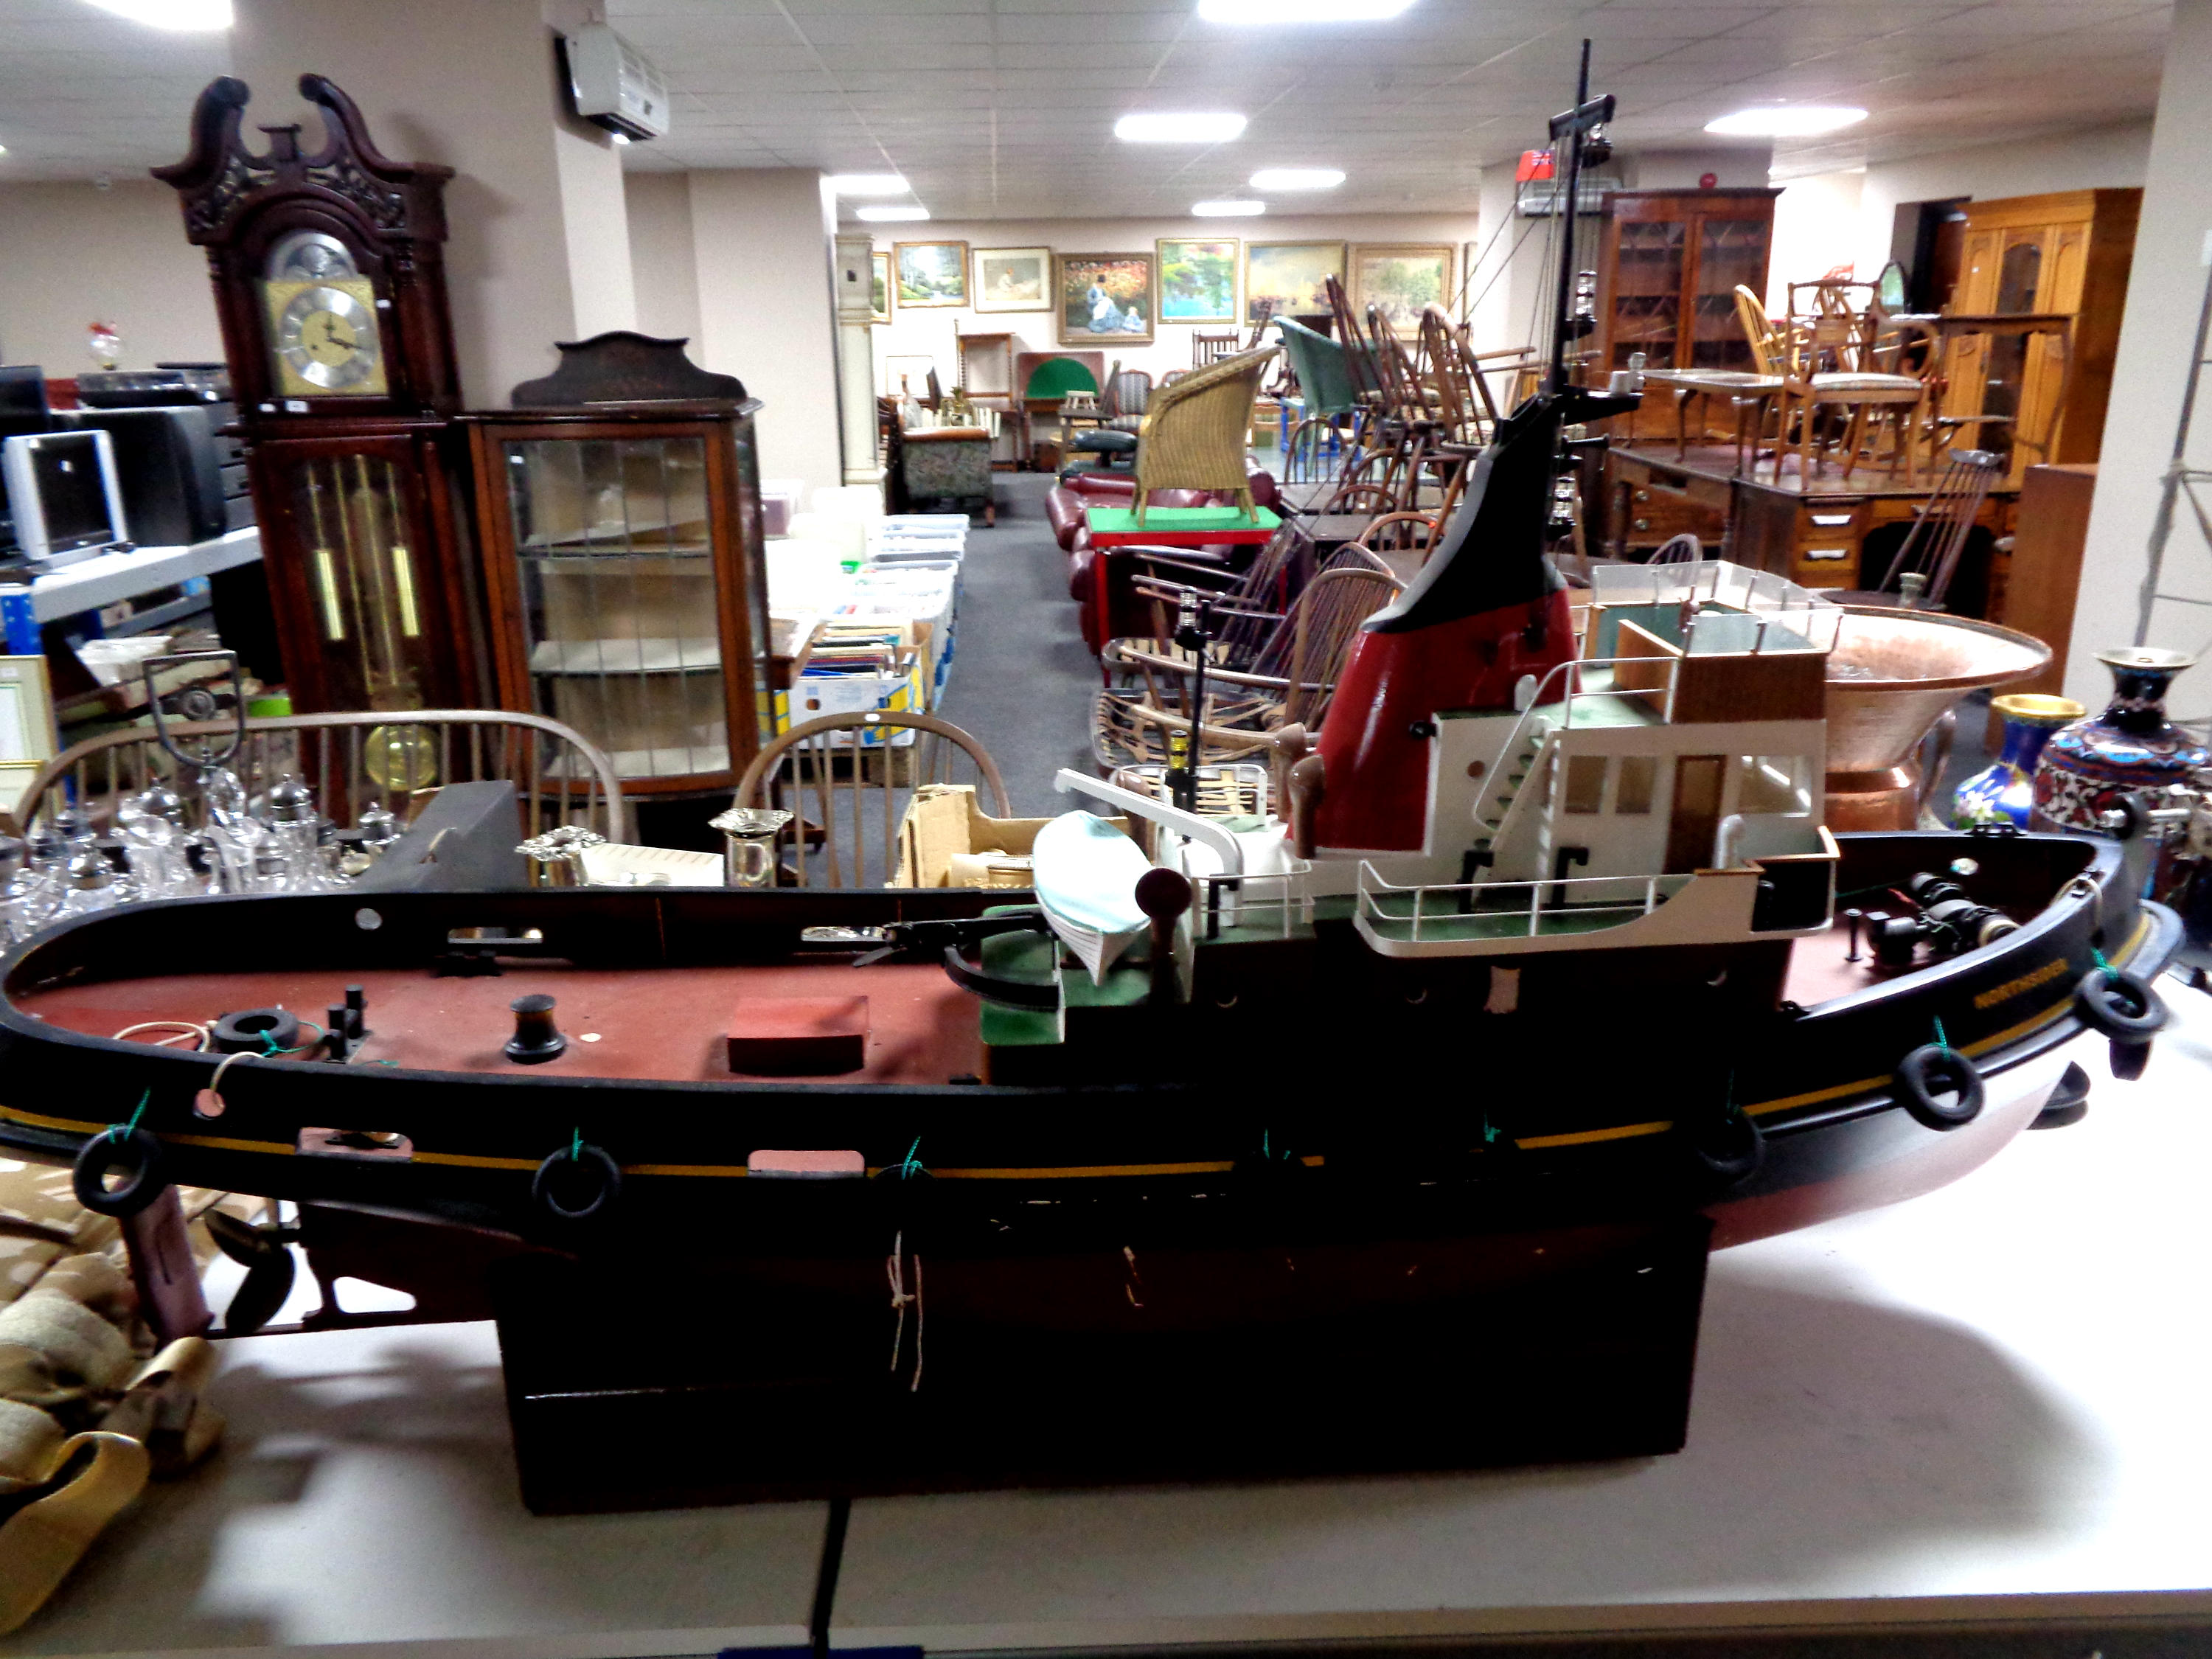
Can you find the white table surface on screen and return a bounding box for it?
[27,529,262,624]
[10,981,2212,1658]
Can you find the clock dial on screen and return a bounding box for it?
[262,277,388,397]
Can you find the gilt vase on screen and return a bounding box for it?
[1952,694,2084,829]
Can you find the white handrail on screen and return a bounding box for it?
[1359,862,1692,943]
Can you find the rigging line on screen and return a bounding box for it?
[1454,193,1527,316]
[808,1494,853,1659]
[1464,209,1543,320]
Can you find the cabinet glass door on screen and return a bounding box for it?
[1610,220,1686,369]
[1691,218,1768,369]
[502,435,727,781]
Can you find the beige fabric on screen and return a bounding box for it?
[0,1295,135,1394]
[0,1399,65,1493]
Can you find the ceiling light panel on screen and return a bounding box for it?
[1193,198,1266,216]
[1705,105,1869,137]
[1114,111,1247,143]
[1197,0,1413,21]
[83,0,232,28]
[1249,168,1344,190]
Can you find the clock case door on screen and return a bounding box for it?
[466,406,772,796]
[246,421,487,713]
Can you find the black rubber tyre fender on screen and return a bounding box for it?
[72,1125,170,1218]
[1894,1043,1985,1131]
[1683,1107,1764,1186]
[2076,967,2166,1040]
[532,1141,622,1222]
[2109,1038,2153,1082]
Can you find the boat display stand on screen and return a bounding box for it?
[489,1214,1713,1514]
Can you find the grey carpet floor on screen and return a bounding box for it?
[925,475,1997,824]
[931,473,1102,815]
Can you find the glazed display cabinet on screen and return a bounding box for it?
[465,405,772,793]
[1591,187,1780,439]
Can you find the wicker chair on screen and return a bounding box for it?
[1131,345,1279,524]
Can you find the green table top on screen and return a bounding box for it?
[1085,504,1281,543]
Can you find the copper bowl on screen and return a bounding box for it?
[1825,608,2052,830]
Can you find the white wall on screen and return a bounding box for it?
[865,212,1478,392]
[627,170,703,344]
[232,0,630,406]
[1780,122,2155,293]
[552,122,637,343]
[2070,2,2212,722]
[1767,170,1866,316]
[689,170,843,493]
[0,181,221,372]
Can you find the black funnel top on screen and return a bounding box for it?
[1365,383,1635,635]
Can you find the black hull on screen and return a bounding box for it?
[0,832,2177,1327]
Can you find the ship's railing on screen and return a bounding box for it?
[1194,863,1313,939]
[1357,863,1694,942]
[1469,653,1682,845]
[1591,559,1842,655]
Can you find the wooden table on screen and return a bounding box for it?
[1604,442,2018,613]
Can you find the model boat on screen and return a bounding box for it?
[0,60,2182,1343]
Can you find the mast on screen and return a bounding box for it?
[1547,38,1611,395]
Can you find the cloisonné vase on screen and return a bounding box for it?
[1952,694,2084,828]
[2031,647,2210,831]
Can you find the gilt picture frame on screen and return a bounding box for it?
[1243,240,1345,326]
[972,246,1051,313]
[1351,243,1456,332]
[870,251,891,324]
[1056,252,1156,346]
[1156,237,1239,324]
[894,240,969,308]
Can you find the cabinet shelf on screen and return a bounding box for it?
[529,637,724,675]
[470,400,773,795]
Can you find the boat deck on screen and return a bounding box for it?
[18,960,985,1085]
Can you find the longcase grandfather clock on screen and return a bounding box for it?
[156,74,484,714]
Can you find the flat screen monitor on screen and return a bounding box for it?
[1,431,129,560]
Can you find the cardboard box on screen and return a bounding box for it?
[894,784,1127,888]
[772,647,924,745]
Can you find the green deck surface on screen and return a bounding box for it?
[976,926,1150,1048]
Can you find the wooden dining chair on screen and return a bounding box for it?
[729,711,1009,888]
[1769,296,1926,484]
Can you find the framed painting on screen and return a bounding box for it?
[0,655,57,829]
[1056,252,1155,345]
[1156,237,1239,324]
[894,241,969,308]
[1244,240,1345,325]
[1352,243,1456,331]
[869,251,891,324]
[972,246,1051,313]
